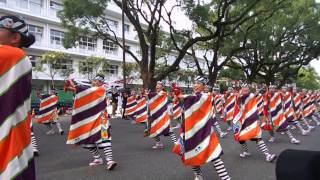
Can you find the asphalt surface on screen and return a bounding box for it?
[33,115,320,180]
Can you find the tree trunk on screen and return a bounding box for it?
[140,63,157,91]
[51,78,55,90]
[148,79,157,91]
[247,73,256,83]
[264,75,275,86]
[208,70,218,86]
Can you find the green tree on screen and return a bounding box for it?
[59,0,279,89]
[218,67,246,81]
[297,66,320,90]
[185,0,287,85]
[34,51,73,88]
[59,0,208,89]
[79,56,108,81]
[230,0,320,84]
[121,62,139,77]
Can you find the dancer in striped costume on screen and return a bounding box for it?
[266,85,300,144]
[173,76,231,180]
[124,90,137,120]
[256,89,265,117]
[135,87,148,136]
[234,84,276,162]
[223,87,237,131]
[281,86,296,130]
[206,86,227,138]
[148,81,177,149]
[283,86,309,135]
[213,88,224,118]
[255,87,272,131]
[316,90,320,106]
[308,90,320,125]
[0,15,36,179]
[302,89,313,121]
[301,89,320,127]
[312,91,320,121]
[293,87,314,131]
[36,90,64,135]
[65,75,117,170]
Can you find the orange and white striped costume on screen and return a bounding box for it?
[256,93,264,116]
[125,95,137,118]
[172,100,182,121]
[232,93,262,141]
[66,85,110,146]
[36,94,59,123]
[213,94,224,115]
[267,92,289,131]
[283,91,295,122]
[147,91,170,138]
[310,93,317,113]
[302,94,313,118]
[135,96,148,124]
[223,93,237,122]
[0,45,35,179]
[292,93,303,120]
[176,93,222,166]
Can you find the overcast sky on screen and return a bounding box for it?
[310,59,320,75]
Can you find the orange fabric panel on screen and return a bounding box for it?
[0,115,31,172]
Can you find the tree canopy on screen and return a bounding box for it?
[79,56,108,81]
[297,66,320,90]
[34,51,73,88]
[229,0,320,84]
[58,0,320,89]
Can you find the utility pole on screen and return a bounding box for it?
[122,0,126,89]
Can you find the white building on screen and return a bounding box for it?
[0,0,143,92]
[0,0,209,93]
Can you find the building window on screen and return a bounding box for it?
[124,24,130,33]
[106,19,118,32]
[78,36,96,51]
[28,55,40,67]
[103,40,118,55]
[50,29,65,46]
[29,0,43,14]
[16,0,28,9]
[79,61,92,73]
[59,59,73,70]
[50,1,63,17]
[106,65,118,75]
[28,24,43,43]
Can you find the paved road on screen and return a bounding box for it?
[33,116,320,180]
